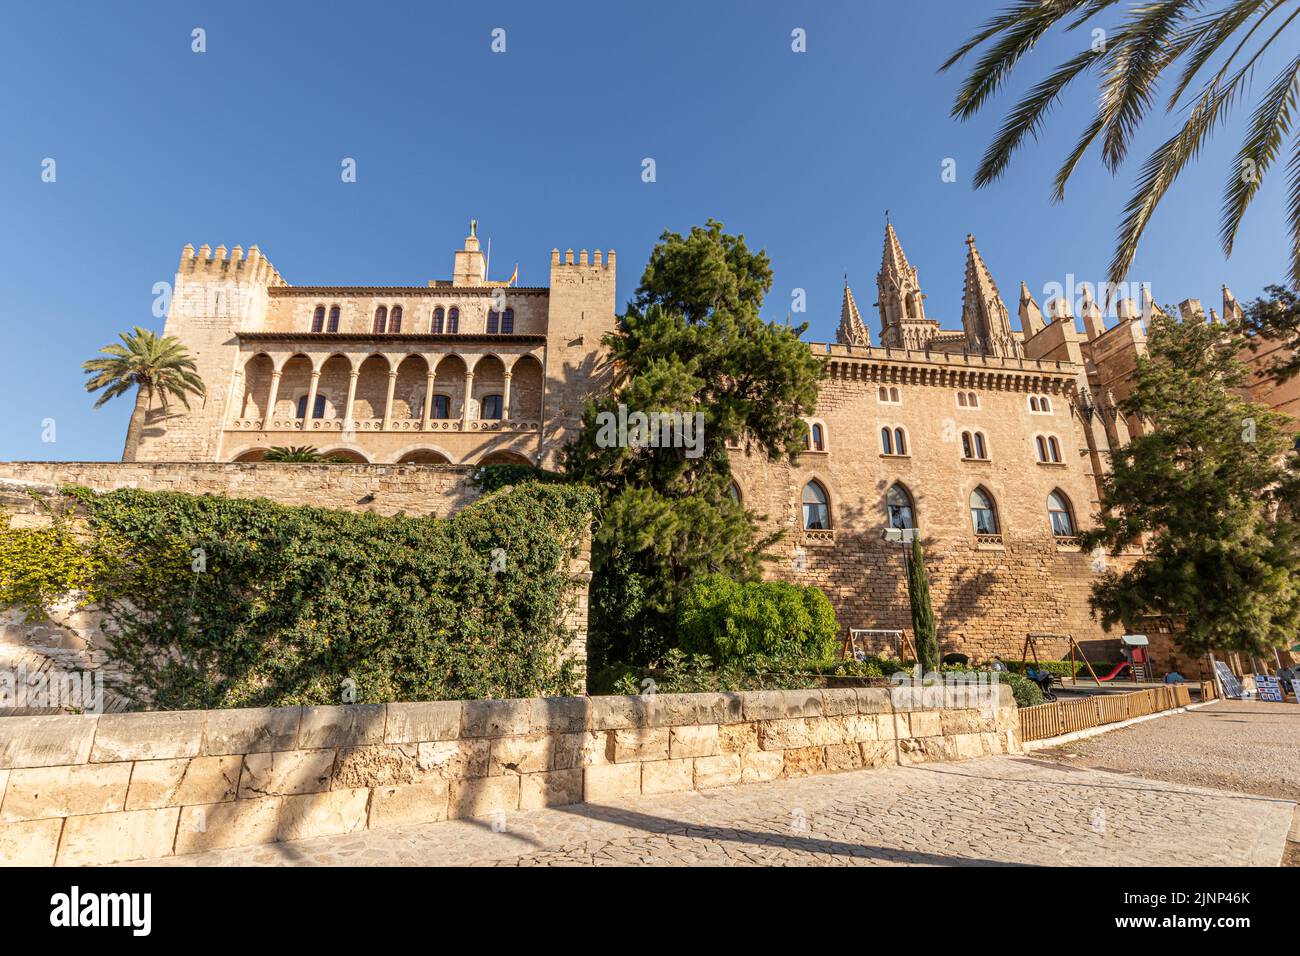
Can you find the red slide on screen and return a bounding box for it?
[1097,661,1131,682]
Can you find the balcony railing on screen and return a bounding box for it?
[228,418,540,433]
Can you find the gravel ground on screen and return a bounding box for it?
[1034,700,1300,864]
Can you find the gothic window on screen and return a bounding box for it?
[882,428,894,455]
[891,387,901,403]
[390,305,402,333]
[297,394,327,419]
[1048,490,1075,537]
[481,394,503,420]
[1030,396,1040,412]
[894,427,907,455]
[1029,394,1052,413]
[886,483,915,530]
[373,306,388,334]
[431,394,450,419]
[802,481,830,530]
[487,309,500,334]
[327,306,340,333]
[810,423,825,451]
[878,386,888,402]
[1049,436,1062,462]
[974,432,988,459]
[501,308,514,334]
[1041,396,1052,412]
[311,306,325,333]
[967,392,979,408]
[431,307,445,334]
[961,431,973,459]
[878,386,901,405]
[957,392,967,407]
[970,487,999,535]
[1035,436,1049,462]
[448,307,460,333]
[728,481,742,503]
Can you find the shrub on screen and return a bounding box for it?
[1,483,596,709]
[677,574,838,666]
[1002,672,1044,707]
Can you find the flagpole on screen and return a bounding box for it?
[485,237,492,281]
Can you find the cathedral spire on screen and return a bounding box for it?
[1018,281,1045,341]
[837,277,870,346]
[961,235,1021,357]
[876,222,928,348]
[1222,284,1244,323]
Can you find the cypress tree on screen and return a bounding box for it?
[908,535,939,673]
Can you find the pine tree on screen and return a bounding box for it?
[907,535,939,673]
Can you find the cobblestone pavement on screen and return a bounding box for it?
[137,755,1293,867]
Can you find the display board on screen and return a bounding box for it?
[1255,674,1284,702]
[1213,660,1243,699]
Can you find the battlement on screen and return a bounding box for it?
[550,248,616,271]
[814,340,1080,379]
[179,243,287,287]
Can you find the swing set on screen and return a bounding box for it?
[841,628,910,663]
[1019,632,1102,686]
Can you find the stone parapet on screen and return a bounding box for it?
[0,686,1019,865]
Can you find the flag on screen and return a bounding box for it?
[508,263,519,287]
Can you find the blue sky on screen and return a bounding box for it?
[0,0,1291,461]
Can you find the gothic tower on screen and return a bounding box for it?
[961,235,1022,358]
[836,277,870,346]
[876,223,933,349]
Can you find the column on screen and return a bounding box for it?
[265,369,282,428]
[382,371,398,430]
[422,369,436,431]
[461,371,475,430]
[343,370,359,431]
[303,370,321,428]
[501,370,512,422]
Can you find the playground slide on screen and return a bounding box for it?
[1097,661,1131,682]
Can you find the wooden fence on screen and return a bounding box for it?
[1020,683,1204,743]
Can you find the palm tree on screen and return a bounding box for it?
[943,0,1300,287]
[83,326,206,461]
[264,446,324,462]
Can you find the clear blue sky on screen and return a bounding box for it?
[1,0,1290,461]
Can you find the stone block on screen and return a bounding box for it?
[90,711,203,763]
[450,774,520,819]
[608,728,669,763]
[384,701,460,744]
[693,753,741,789]
[461,699,531,738]
[0,715,97,769]
[838,714,880,742]
[740,690,785,722]
[56,807,180,866]
[718,722,760,755]
[669,725,719,759]
[583,762,641,802]
[368,781,450,828]
[297,705,385,749]
[548,733,590,770]
[239,749,334,797]
[0,818,62,865]
[528,696,590,734]
[854,688,892,714]
[907,710,944,738]
[820,689,859,717]
[781,746,826,778]
[203,707,301,755]
[952,733,985,760]
[1,763,131,821]
[875,711,904,740]
[174,797,282,855]
[641,692,742,727]
[417,739,490,779]
[640,758,694,795]
[825,743,863,772]
[278,788,370,842]
[741,750,783,783]
[519,768,583,809]
[333,745,421,788]
[589,695,650,731]
[125,756,241,810]
[490,735,552,776]
[782,689,823,718]
[859,740,896,768]
[940,708,987,736]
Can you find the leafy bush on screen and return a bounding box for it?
[677,574,838,666]
[1,483,596,709]
[470,463,567,493]
[1002,672,1044,707]
[1004,659,1101,678]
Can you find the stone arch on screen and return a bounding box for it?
[228,446,267,462]
[432,354,468,420]
[478,450,533,466]
[507,354,543,421]
[392,355,430,421]
[352,354,391,421]
[314,354,352,421]
[239,353,275,419]
[275,354,313,420]
[470,355,505,420]
[396,448,453,464]
[318,446,370,463]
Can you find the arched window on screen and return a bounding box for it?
[1030,396,1040,412]
[1048,490,1075,537]
[447,307,460,333]
[1041,396,1052,413]
[802,481,830,530]
[974,432,988,459]
[1035,436,1048,462]
[727,481,742,503]
[961,431,973,459]
[487,309,500,334]
[431,307,445,334]
[810,423,825,451]
[297,394,327,419]
[967,392,978,407]
[373,306,388,334]
[957,392,968,407]
[501,308,514,334]
[1048,436,1062,462]
[327,306,340,333]
[878,386,888,402]
[390,305,402,333]
[890,387,900,403]
[886,483,915,529]
[481,394,503,420]
[431,395,450,419]
[970,487,999,535]
[882,428,894,455]
[894,427,907,456]
[311,306,325,333]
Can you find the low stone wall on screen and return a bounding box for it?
[0,686,1019,865]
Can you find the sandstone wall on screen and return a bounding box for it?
[0,685,1020,865]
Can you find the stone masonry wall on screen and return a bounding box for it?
[0,685,1020,865]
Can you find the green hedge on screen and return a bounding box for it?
[4,482,596,710]
[677,574,838,666]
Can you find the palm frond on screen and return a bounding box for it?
[1053,114,1107,201]
[1165,0,1276,110]
[1287,135,1300,286]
